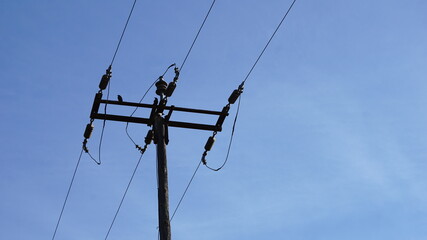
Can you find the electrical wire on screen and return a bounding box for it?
[204,0,298,171]
[204,97,241,171]
[180,0,216,71]
[124,64,175,146]
[54,1,141,238]
[170,159,203,221]
[95,0,138,163]
[147,0,218,229]
[51,149,84,240]
[152,0,217,225]
[242,0,297,84]
[110,0,138,66]
[104,152,145,240]
[86,150,101,165]
[125,0,217,145]
[98,81,110,165]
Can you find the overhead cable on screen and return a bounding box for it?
[104,150,147,240]
[203,0,298,171]
[180,0,216,71]
[124,64,176,149]
[110,0,138,66]
[88,0,138,164]
[170,160,203,221]
[51,149,84,240]
[151,0,218,227]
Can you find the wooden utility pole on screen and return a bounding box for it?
[154,114,171,240]
[87,69,230,240]
[153,78,172,240]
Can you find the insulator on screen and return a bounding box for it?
[204,136,216,152]
[165,81,176,97]
[99,74,110,90]
[145,130,153,145]
[228,89,242,104]
[155,78,168,96]
[84,124,94,139]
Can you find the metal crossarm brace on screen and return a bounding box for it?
[90,97,229,132]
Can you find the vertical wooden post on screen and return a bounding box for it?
[154,113,171,240]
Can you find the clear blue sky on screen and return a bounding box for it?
[1,0,427,239]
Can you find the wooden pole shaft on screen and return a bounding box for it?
[154,114,171,240]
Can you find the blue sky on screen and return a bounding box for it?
[1,0,427,239]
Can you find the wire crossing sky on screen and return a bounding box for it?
[0,1,427,240]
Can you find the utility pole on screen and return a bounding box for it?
[86,68,233,240]
[154,78,171,240]
[154,112,171,239]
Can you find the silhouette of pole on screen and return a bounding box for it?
[154,113,171,240]
[88,74,230,240]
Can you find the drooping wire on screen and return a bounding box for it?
[98,81,110,165]
[180,0,216,71]
[51,149,84,240]
[84,76,110,165]
[126,0,216,146]
[124,64,176,147]
[104,151,145,240]
[124,80,155,146]
[53,1,140,238]
[85,150,101,165]
[204,97,241,171]
[203,0,298,171]
[93,0,138,163]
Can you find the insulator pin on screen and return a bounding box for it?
[165,81,176,97]
[173,67,180,82]
[204,136,216,152]
[99,74,110,90]
[145,130,154,145]
[228,88,243,104]
[84,124,94,139]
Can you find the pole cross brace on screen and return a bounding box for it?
[89,95,229,132]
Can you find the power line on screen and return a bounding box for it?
[170,160,202,221]
[203,0,298,171]
[204,97,241,171]
[151,0,218,225]
[53,1,140,238]
[97,86,109,165]
[104,0,218,234]
[92,0,138,164]
[104,152,146,240]
[51,149,84,240]
[110,0,138,66]
[242,0,297,84]
[124,79,156,146]
[164,0,299,221]
[125,64,176,147]
[125,0,218,146]
[180,0,216,71]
